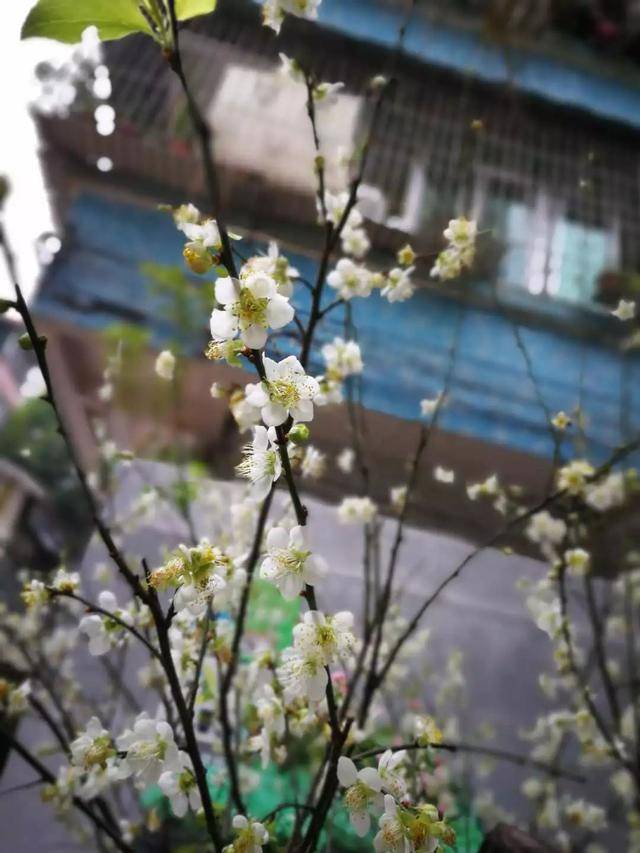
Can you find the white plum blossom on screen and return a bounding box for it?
[585,472,625,512]
[252,684,286,767]
[527,594,563,639]
[277,644,328,703]
[173,207,222,274]
[180,218,221,249]
[117,713,182,786]
[327,258,374,300]
[466,473,499,501]
[382,267,415,303]
[564,799,607,832]
[565,548,591,577]
[19,366,47,399]
[158,754,201,818]
[69,717,128,799]
[278,609,355,702]
[390,485,407,512]
[342,226,371,259]
[374,795,412,852]
[557,459,594,496]
[210,274,294,349]
[322,337,363,379]
[552,411,571,430]
[434,466,455,484]
[293,610,356,665]
[420,394,444,417]
[612,299,636,321]
[172,202,200,232]
[50,567,80,593]
[78,590,132,656]
[149,542,229,616]
[2,680,31,716]
[224,814,269,852]
[236,426,282,499]
[240,242,299,298]
[262,0,320,34]
[255,685,285,738]
[313,81,344,108]
[301,446,326,479]
[337,755,384,837]
[229,389,262,432]
[431,217,477,281]
[323,190,361,230]
[245,356,320,426]
[260,525,326,599]
[526,511,566,549]
[337,447,355,474]
[377,749,408,799]
[338,495,377,524]
[278,53,304,84]
[155,350,175,381]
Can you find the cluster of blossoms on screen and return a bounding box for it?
[337,751,454,850]
[149,540,232,614]
[277,610,356,702]
[430,217,477,281]
[316,336,363,404]
[326,255,417,305]
[323,190,371,259]
[172,203,223,274]
[63,712,202,819]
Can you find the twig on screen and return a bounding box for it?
[375,435,640,692]
[49,589,161,661]
[219,486,275,813]
[1,728,132,853]
[351,740,586,784]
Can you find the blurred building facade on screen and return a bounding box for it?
[31,0,640,541]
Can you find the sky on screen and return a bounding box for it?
[0,1,74,304]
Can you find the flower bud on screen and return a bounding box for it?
[183,242,214,275]
[289,424,310,445]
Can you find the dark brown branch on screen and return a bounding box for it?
[0,226,147,605]
[143,565,223,852]
[165,0,237,279]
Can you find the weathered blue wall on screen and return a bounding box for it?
[37,194,640,464]
[298,0,640,130]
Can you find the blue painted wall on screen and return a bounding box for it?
[291,0,640,130]
[36,194,640,465]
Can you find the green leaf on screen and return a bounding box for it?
[21,0,151,43]
[175,0,217,20]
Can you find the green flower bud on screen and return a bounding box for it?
[289,424,310,445]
